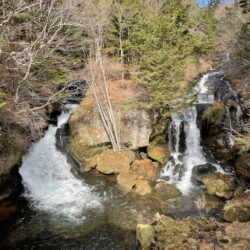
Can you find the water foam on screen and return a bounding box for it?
[20,105,102,221]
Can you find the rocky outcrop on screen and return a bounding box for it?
[224,192,250,222]
[69,80,153,166]
[235,153,250,179]
[201,173,236,199]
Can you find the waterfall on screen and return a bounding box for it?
[162,72,223,194]
[19,104,102,221]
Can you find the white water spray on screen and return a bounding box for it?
[19,105,102,221]
[162,72,223,194]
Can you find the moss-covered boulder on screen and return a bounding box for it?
[93,149,135,175]
[202,102,225,125]
[147,144,170,164]
[131,158,160,180]
[201,173,236,199]
[224,193,250,222]
[235,153,250,179]
[234,137,250,155]
[136,224,154,250]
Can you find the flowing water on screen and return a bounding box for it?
[0,73,242,249]
[162,72,226,194]
[19,105,102,222]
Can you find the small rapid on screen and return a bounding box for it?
[19,104,102,221]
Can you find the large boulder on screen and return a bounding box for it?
[201,173,236,199]
[131,158,160,180]
[147,144,170,164]
[224,192,250,222]
[136,224,154,250]
[94,149,135,175]
[235,153,250,179]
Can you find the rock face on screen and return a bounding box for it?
[235,153,250,179]
[69,80,152,158]
[136,224,154,250]
[224,192,250,222]
[201,173,236,199]
[131,158,160,180]
[147,144,170,164]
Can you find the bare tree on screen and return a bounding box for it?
[66,0,121,151]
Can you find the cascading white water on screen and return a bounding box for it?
[19,104,102,221]
[162,72,222,194]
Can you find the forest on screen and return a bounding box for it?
[0,0,250,249]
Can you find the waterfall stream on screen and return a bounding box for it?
[162,72,226,194]
[19,104,102,221]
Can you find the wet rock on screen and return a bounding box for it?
[135,180,152,196]
[131,158,160,180]
[235,153,250,179]
[154,182,181,200]
[203,194,225,214]
[192,163,217,183]
[201,173,236,199]
[0,200,18,222]
[117,173,137,193]
[94,149,135,175]
[147,144,170,164]
[136,224,154,250]
[224,192,250,222]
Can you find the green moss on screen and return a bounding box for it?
[14,12,33,23]
[202,102,225,125]
[0,37,6,45]
[0,92,6,109]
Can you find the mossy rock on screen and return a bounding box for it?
[201,173,236,199]
[202,102,225,125]
[136,224,154,250]
[235,153,250,179]
[234,138,250,155]
[224,193,250,222]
